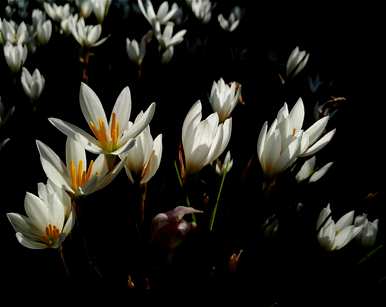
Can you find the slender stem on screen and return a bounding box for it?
[209,169,228,232]
[358,244,384,265]
[59,244,70,277]
[138,183,147,226]
[174,160,196,224]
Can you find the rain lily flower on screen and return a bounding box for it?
[6,183,75,249]
[70,17,108,48]
[182,101,232,175]
[126,31,152,66]
[21,67,45,101]
[218,6,241,32]
[3,43,28,73]
[156,22,186,49]
[61,15,79,35]
[209,78,241,122]
[286,46,309,78]
[138,0,179,32]
[354,214,379,248]
[91,0,112,23]
[0,20,28,45]
[295,156,333,183]
[121,124,162,184]
[77,0,93,18]
[49,83,156,156]
[36,20,52,45]
[189,0,212,23]
[316,204,362,251]
[36,138,124,198]
[215,150,233,175]
[44,3,71,22]
[152,206,202,250]
[32,9,45,28]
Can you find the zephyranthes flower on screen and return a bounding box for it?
[138,0,179,32]
[317,204,362,251]
[49,82,156,156]
[7,182,75,249]
[69,17,108,48]
[354,214,379,248]
[36,138,124,197]
[36,20,52,45]
[3,43,27,73]
[91,0,112,23]
[295,156,333,183]
[0,20,28,45]
[121,122,162,184]
[44,3,71,22]
[218,6,241,32]
[286,46,309,78]
[21,67,45,102]
[182,100,232,175]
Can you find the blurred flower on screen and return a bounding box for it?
[0,97,15,128]
[156,21,186,49]
[215,150,233,175]
[32,9,45,28]
[126,31,152,66]
[218,6,241,32]
[286,46,309,78]
[77,0,93,18]
[316,204,362,251]
[3,42,27,73]
[21,67,45,101]
[209,78,241,122]
[152,206,202,250]
[354,214,379,248]
[228,249,243,273]
[7,184,75,249]
[70,17,108,48]
[36,20,52,45]
[138,0,179,32]
[0,20,28,45]
[44,3,71,22]
[189,0,212,23]
[49,83,155,155]
[295,156,333,183]
[61,15,79,35]
[36,138,125,197]
[121,124,162,184]
[91,0,112,23]
[182,101,232,175]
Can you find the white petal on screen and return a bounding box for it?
[301,129,336,157]
[79,82,108,128]
[16,233,47,249]
[316,204,332,230]
[289,98,305,130]
[7,213,34,235]
[111,86,132,132]
[333,225,356,250]
[304,116,329,146]
[295,156,316,182]
[257,121,267,162]
[335,211,354,232]
[65,137,87,171]
[24,192,49,232]
[62,209,75,236]
[309,162,333,183]
[123,103,156,140]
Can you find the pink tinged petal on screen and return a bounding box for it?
[257,121,267,162]
[111,86,132,133]
[309,162,333,183]
[79,82,108,128]
[24,192,49,232]
[296,156,316,182]
[304,116,329,146]
[16,233,47,249]
[169,206,203,221]
[333,225,356,250]
[301,129,336,157]
[335,211,355,232]
[289,98,305,130]
[48,118,102,154]
[65,137,87,171]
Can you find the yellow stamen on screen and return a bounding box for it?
[70,160,77,190]
[41,224,60,246]
[77,160,83,188]
[85,160,94,182]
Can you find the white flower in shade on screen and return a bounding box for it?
[36,20,52,45]
[295,156,333,183]
[21,67,45,101]
[286,46,309,78]
[44,3,71,22]
[138,0,179,31]
[316,204,362,251]
[209,78,241,122]
[61,15,79,35]
[189,0,212,23]
[70,17,108,48]
[1,20,28,45]
[32,9,45,28]
[6,184,75,249]
[3,43,27,73]
[91,0,112,23]
[215,150,233,175]
[182,101,232,175]
[354,214,379,248]
[126,31,152,66]
[156,22,186,49]
[121,124,162,184]
[78,0,93,18]
[49,83,156,156]
[36,138,124,197]
[218,6,241,32]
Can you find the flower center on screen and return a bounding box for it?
[69,159,94,191]
[89,112,120,152]
[41,224,60,247]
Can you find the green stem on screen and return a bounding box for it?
[209,170,228,232]
[174,160,196,224]
[358,244,384,265]
[59,244,70,277]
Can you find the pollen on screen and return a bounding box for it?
[89,113,120,151]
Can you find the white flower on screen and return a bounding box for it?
[61,15,79,35]
[126,31,152,66]
[7,183,75,249]
[32,9,45,28]
[317,204,362,251]
[0,20,28,45]
[44,3,71,22]
[156,22,186,49]
[138,0,179,31]
[215,150,233,175]
[49,83,156,156]
[78,0,93,18]
[121,124,162,184]
[190,0,212,23]
[354,214,379,248]
[21,67,45,101]
[218,6,241,32]
[286,46,309,78]
[182,101,232,175]
[209,78,241,122]
[36,138,124,197]
[70,17,108,48]
[295,156,333,183]
[36,20,52,45]
[91,0,112,23]
[3,43,27,73]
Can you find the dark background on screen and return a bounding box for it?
[0,0,385,302]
